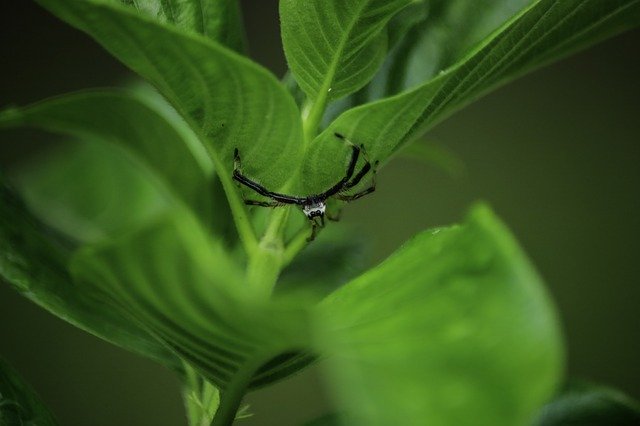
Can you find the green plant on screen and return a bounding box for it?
[1,0,639,425]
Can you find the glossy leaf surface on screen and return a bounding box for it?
[317,205,564,426]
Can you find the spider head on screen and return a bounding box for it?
[302,200,326,220]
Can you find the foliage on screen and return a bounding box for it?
[1,0,638,425]
[0,358,58,426]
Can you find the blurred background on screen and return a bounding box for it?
[1,1,639,425]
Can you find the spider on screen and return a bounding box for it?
[233,133,378,241]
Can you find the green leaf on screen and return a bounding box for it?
[303,0,640,192]
[278,225,370,298]
[11,139,169,243]
[69,207,312,390]
[1,89,218,234]
[280,0,413,102]
[116,0,247,52]
[399,141,466,178]
[316,204,564,426]
[36,0,303,192]
[382,0,534,97]
[533,382,640,425]
[0,180,179,369]
[0,357,58,426]
[305,413,343,426]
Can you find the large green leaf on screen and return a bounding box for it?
[0,180,179,368]
[303,0,640,192]
[36,0,303,192]
[1,90,215,228]
[533,382,640,425]
[280,0,412,103]
[11,139,169,243]
[69,207,313,390]
[0,358,58,426]
[316,204,564,426]
[116,0,247,52]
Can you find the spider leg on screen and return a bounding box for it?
[319,134,361,198]
[336,186,375,202]
[341,149,377,191]
[244,199,281,208]
[306,216,326,242]
[233,148,307,205]
[307,219,320,242]
[336,161,378,202]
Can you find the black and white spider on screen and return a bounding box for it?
[233,133,378,241]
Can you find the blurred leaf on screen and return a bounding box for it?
[70,207,313,389]
[316,204,564,426]
[0,90,215,226]
[278,225,370,298]
[332,0,533,119]
[280,0,413,102]
[400,141,466,178]
[303,0,640,192]
[117,0,247,52]
[384,0,428,49]
[533,382,640,426]
[11,140,168,243]
[383,0,535,96]
[36,0,303,191]
[127,82,237,244]
[305,413,343,426]
[0,358,58,426]
[0,180,180,369]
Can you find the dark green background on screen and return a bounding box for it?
[1,2,639,425]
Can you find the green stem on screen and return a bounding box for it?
[243,88,330,296]
[211,360,262,426]
[282,227,309,267]
[210,152,259,255]
[302,95,328,144]
[245,208,290,297]
[174,115,259,257]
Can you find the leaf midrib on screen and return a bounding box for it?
[315,0,374,101]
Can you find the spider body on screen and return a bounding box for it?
[302,199,326,219]
[233,133,378,241]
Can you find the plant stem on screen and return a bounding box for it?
[282,227,309,267]
[302,96,328,144]
[245,208,290,297]
[244,89,330,296]
[210,360,262,426]
[212,154,259,255]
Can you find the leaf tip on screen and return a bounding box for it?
[0,106,24,127]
